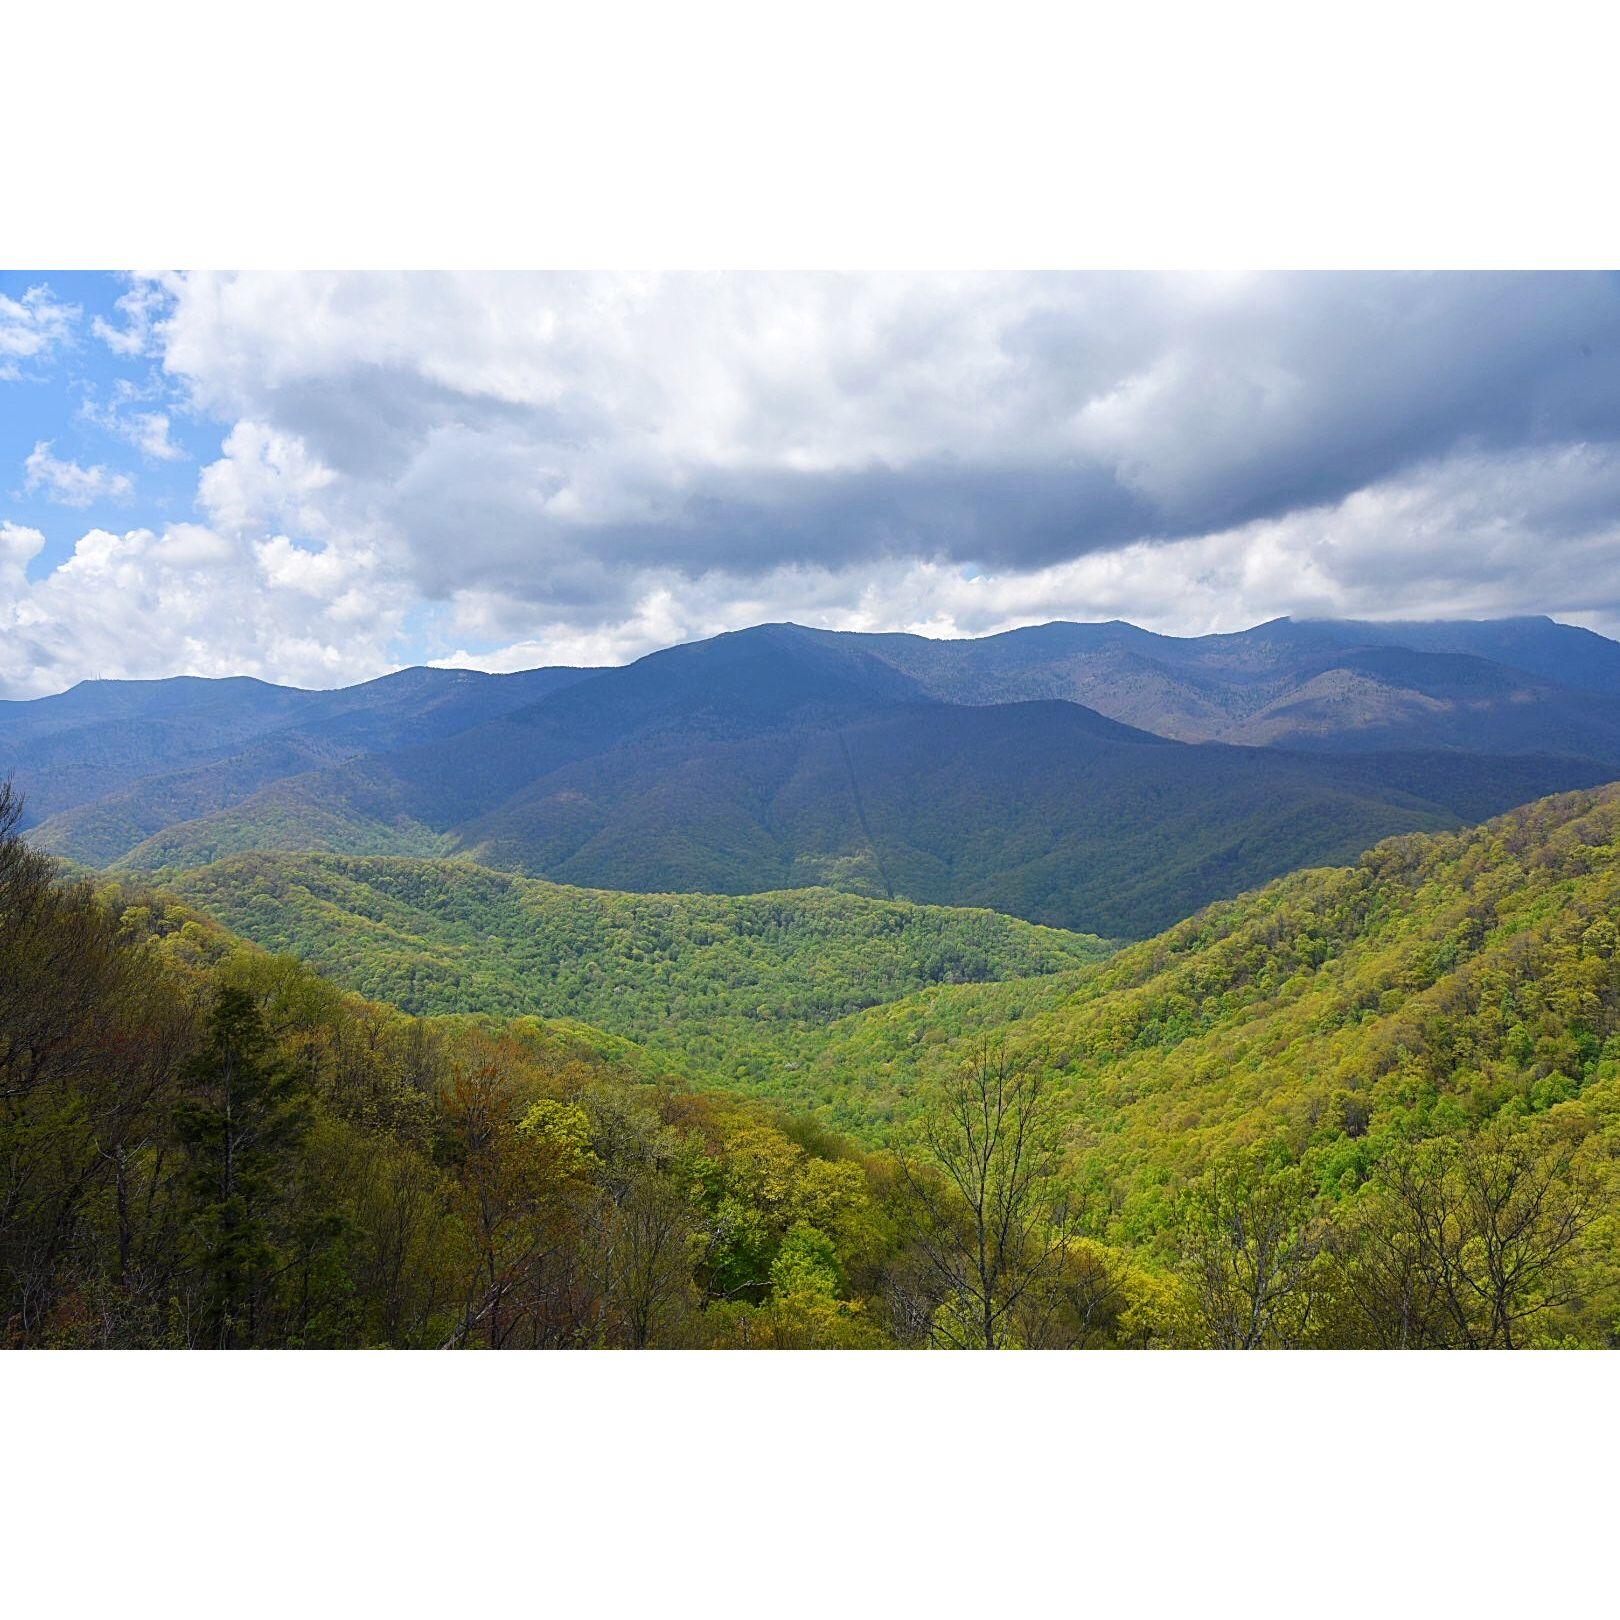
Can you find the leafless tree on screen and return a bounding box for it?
[1181,1150,1321,1348]
[897,1040,1082,1349]
[1371,1121,1607,1348]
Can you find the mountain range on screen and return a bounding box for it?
[10,637,1620,1349]
[8,613,1620,936]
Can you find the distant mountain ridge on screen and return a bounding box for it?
[7,614,1619,936]
[786,614,1620,746]
[3,663,593,842]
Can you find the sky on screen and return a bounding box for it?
[3,269,1620,698]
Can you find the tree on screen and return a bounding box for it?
[1007,1238,1127,1350]
[707,1220,885,1348]
[175,985,313,1347]
[1322,1182,1455,1349]
[438,1045,616,1348]
[1179,1148,1321,1349]
[0,780,125,1111]
[1348,1118,1608,1348]
[897,1040,1080,1349]
[595,1169,698,1348]
[2,780,191,1342]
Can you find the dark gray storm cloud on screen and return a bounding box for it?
[164,271,1620,604]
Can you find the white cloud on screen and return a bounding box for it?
[197,420,338,539]
[0,519,408,698]
[0,285,78,379]
[432,441,1620,669]
[126,411,183,461]
[23,442,135,507]
[90,278,171,358]
[9,271,1620,695]
[0,520,46,587]
[150,271,1620,630]
[81,389,187,462]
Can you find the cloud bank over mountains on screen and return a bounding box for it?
[4,270,1620,695]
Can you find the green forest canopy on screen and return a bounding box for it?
[7,781,1620,1348]
[163,853,1111,1083]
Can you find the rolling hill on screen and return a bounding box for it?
[117,692,1606,936]
[151,777,1620,1348]
[161,851,1112,1083]
[166,781,1620,1195]
[12,763,1620,1347]
[780,784,1620,1212]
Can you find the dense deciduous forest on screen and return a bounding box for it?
[163,852,1110,1086]
[3,783,900,1347]
[7,777,1618,1347]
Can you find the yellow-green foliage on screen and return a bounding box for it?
[161,851,1110,1089]
[2,828,921,1347]
[785,786,1620,1342]
[14,781,1620,1346]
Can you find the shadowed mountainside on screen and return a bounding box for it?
[9,616,1619,935]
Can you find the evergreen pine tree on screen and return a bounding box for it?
[176,986,311,1347]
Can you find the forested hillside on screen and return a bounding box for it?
[801,784,1620,1139]
[6,779,1619,1347]
[445,702,1600,934]
[118,693,1605,937]
[0,782,923,1348]
[11,623,1620,1349]
[164,852,1109,1082]
[776,786,1620,1342]
[0,780,1184,1351]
